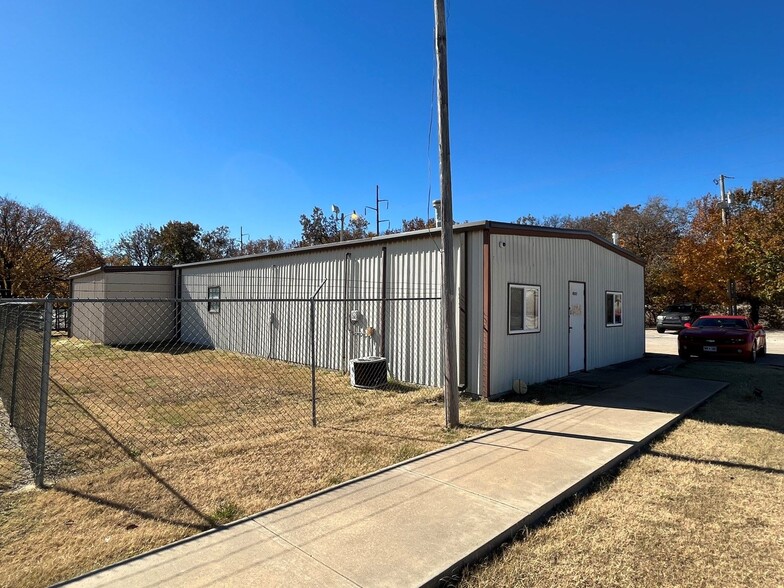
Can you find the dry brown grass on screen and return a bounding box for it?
[460,359,784,588]
[0,338,561,588]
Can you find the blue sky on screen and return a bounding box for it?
[2,1,783,247]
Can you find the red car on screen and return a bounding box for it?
[678,315,767,363]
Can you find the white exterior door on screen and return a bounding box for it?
[569,282,586,372]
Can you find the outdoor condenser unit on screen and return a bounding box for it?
[349,356,388,389]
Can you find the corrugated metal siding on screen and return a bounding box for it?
[180,236,445,387]
[489,234,644,396]
[71,274,105,342]
[384,236,443,387]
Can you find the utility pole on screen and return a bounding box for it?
[364,185,389,235]
[714,174,736,314]
[240,226,250,253]
[434,0,459,428]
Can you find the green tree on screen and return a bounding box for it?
[401,216,437,232]
[243,236,291,255]
[299,207,370,245]
[201,225,238,260]
[299,207,337,245]
[0,196,103,297]
[113,224,162,265]
[158,221,205,264]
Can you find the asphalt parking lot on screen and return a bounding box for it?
[645,328,784,360]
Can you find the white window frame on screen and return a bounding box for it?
[208,286,221,314]
[605,291,623,327]
[508,284,541,334]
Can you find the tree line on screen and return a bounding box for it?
[1,178,782,327]
[0,198,437,298]
[515,178,784,324]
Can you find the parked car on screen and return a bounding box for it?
[677,315,766,363]
[656,303,709,333]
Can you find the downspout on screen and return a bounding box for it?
[342,252,351,372]
[380,246,387,358]
[482,228,492,399]
[458,234,467,391]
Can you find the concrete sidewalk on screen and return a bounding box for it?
[62,371,726,588]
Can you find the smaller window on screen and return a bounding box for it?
[208,286,221,313]
[509,284,541,334]
[606,291,623,326]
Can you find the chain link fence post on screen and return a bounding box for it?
[309,279,327,427]
[0,309,8,384]
[310,296,316,427]
[9,309,22,427]
[35,295,53,487]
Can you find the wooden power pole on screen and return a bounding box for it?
[434,0,459,428]
[716,174,737,314]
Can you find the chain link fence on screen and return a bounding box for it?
[0,294,443,492]
[0,301,49,490]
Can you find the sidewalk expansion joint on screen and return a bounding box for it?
[400,466,526,513]
[249,519,363,588]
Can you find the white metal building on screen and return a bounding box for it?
[174,221,645,398]
[69,266,175,345]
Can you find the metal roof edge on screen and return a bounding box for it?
[69,265,174,279]
[172,219,643,269]
[484,221,645,267]
[173,222,489,269]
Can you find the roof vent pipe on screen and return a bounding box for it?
[432,199,442,227]
[611,232,619,245]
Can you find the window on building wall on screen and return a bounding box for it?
[508,284,540,334]
[605,291,623,326]
[208,286,221,313]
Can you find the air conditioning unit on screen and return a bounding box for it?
[349,356,388,389]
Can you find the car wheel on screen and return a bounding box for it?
[746,342,757,364]
[656,326,665,333]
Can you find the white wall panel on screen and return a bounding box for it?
[489,234,644,396]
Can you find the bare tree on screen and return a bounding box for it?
[0,196,103,297]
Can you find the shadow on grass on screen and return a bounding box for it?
[674,360,784,435]
[113,340,210,356]
[648,450,784,476]
[47,379,215,532]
